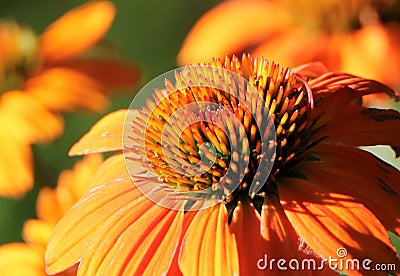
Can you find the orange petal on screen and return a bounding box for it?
[63,59,141,90]
[305,144,400,236]
[335,107,400,147]
[36,187,64,226]
[0,243,44,276]
[40,1,115,64]
[230,198,269,276]
[177,1,292,65]
[179,204,239,276]
[22,219,53,248]
[87,153,128,190]
[1,90,63,143]
[78,199,183,275]
[309,87,400,148]
[230,196,333,275]
[26,67,109,113]
[69,109,128,155]
[279,176,400,275]
[45,171,138,274]
[166,210,197,276]
[260,196,334,275]
[45,156,156,275]
[293,62,328,79]
[309,72,398,100]
[0,125,33,198]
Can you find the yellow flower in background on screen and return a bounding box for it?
[46,55,400,275]
[0,0,140,197]
[0,154,103,275]
[178,0,400,107]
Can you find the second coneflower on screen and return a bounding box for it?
[46,55,399,276]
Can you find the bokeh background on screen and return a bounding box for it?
[0,0,220,244]
[1,0,400,248]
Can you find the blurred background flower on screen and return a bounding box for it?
[0,1,140,198]
[0,154,102,275]
[178,0,400,107]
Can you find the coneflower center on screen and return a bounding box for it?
[127,55,312,207]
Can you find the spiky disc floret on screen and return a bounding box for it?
[126,54,313,204]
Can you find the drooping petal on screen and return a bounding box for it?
[166,210,197,276]
[45,159,140,274]
[229,195,335,275]
[293,61,328,79]
[279,174,400,275]
[0,243,45,276]
[62,59,141,90]
[39,1,115,64]
[308,86,400,149]
[78,198,183,276]
[177,1,292,65]
[179,204,239,276]
[69,109,128,155]
[25,67,109,112]
[262,196,296,249]
[261,196,335,275]
[45,154,169,275]
[230,198,269,276]
[309,72,398,100]
[305,144,400,236]
[333,106,400,148]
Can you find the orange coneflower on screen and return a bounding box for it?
[178,0,400,107]
[46,55,399,275]
[0,1,140,197]
[0,154,103,275]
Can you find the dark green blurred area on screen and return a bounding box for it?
[0,0,221,244]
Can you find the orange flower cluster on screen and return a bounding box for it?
[0,1,139,197]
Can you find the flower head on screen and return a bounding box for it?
[0,154,103,275]
[46,55,400,275]
[0,1,140,197]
